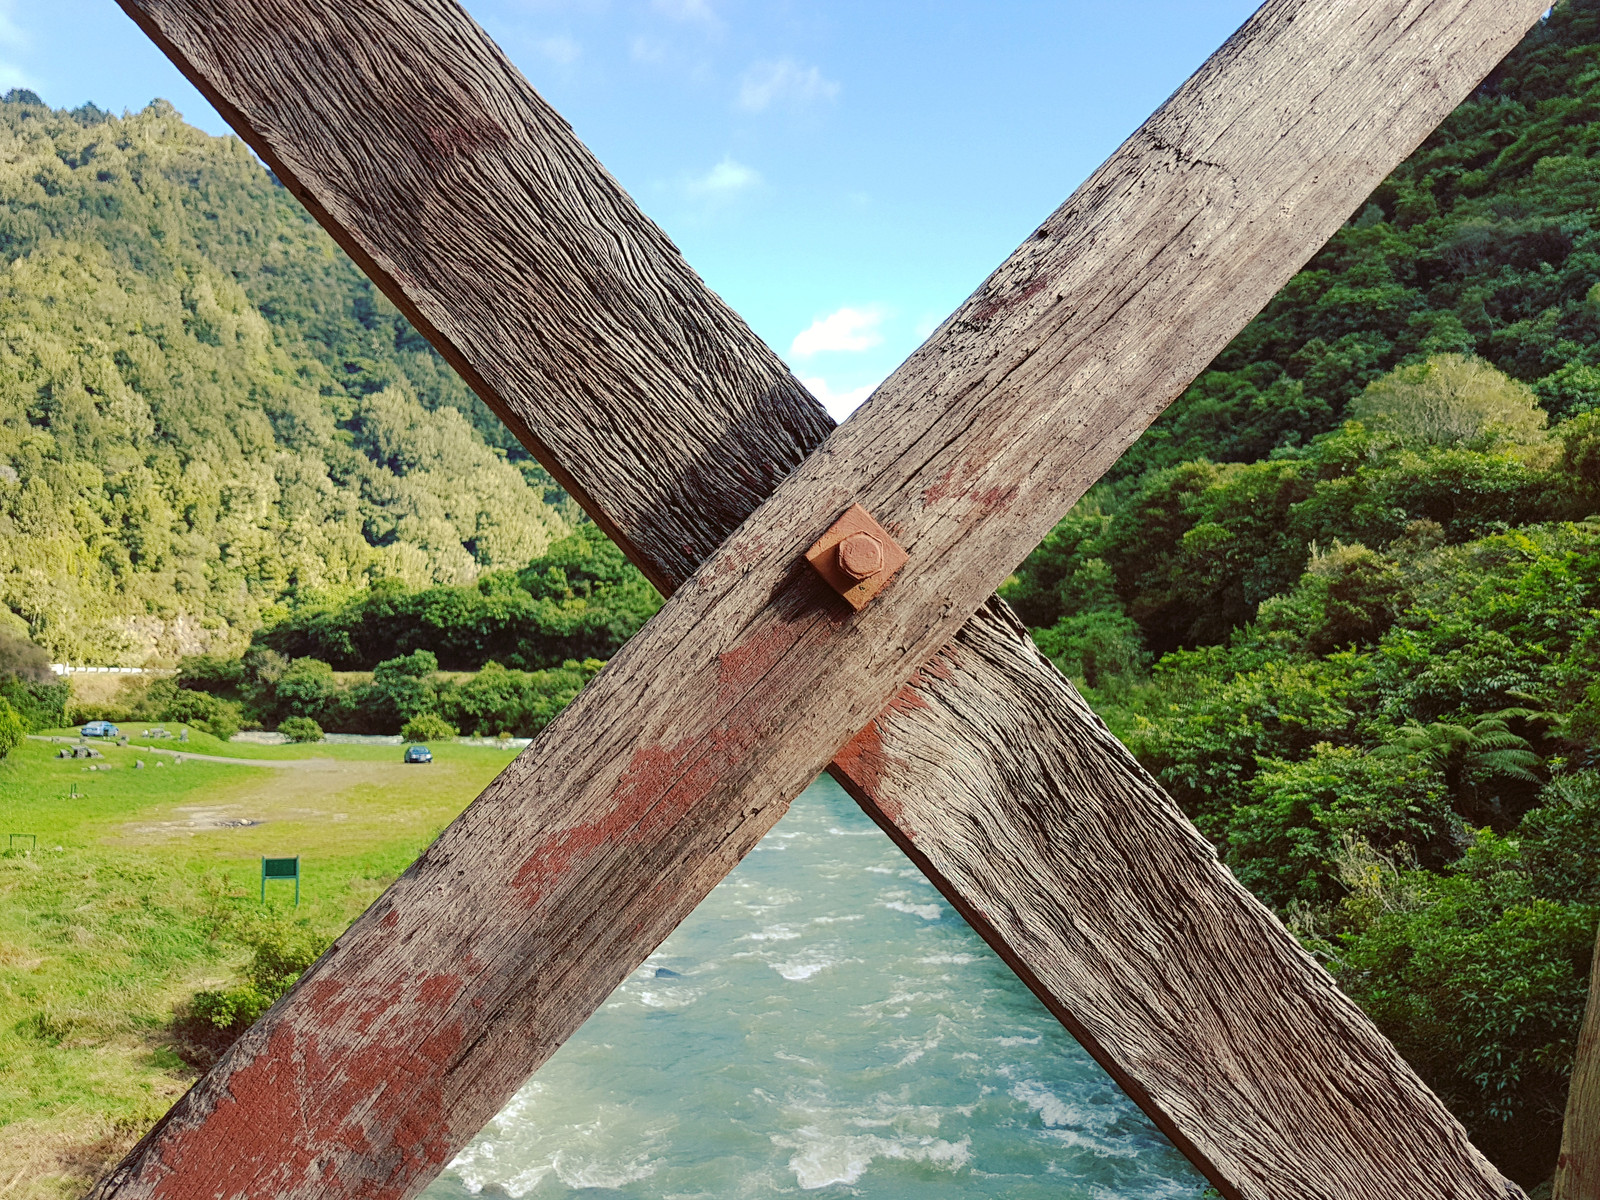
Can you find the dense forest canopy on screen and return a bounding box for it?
[1002,1,1600,1182]
[0,93,577,664]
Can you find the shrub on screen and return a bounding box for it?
[0,675,67,731]
[1227,743,1456,906]
[0,697,24,761]
[400,712,455,742]
[178,923,334,1067]
[1033,609,1147,688]
[277,716,323,743]
[434,659,601,737]
[1326,843,1594,1182]
[142,678,242,739]
[271,657,340,723]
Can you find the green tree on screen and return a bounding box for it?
[0,695,24,760]
[1350,355,1550,448]
[1374,711,1543,821]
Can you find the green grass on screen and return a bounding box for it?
[0,734,517,1197]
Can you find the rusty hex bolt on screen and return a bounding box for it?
[836,531,885,581]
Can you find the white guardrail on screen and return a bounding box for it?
[49,665,153,675]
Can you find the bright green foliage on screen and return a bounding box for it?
[1003,5,1600,1181]
[0,695,23,760]
[400,712,456,742]
[189,922,333,1037]
[435,659,602,737]
[256,526,660,670]
[1350,354,1550,447]
[276,716,323,744]
[135,676,242,740]
[1316,776,1600,1178]
[1373,711,1543,820]
[0,95,571,663]
[1229,744,1455,907]
[169,645,605,737]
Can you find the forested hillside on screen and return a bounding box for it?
[0,92,577,664]
[1004,2,1600,1182]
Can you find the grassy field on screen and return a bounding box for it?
[0,727,518,1198]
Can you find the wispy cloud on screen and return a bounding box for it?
[0,0,36,93]
[738,58,839,113]
[630,36,668,64]
[683,156,761,199]
[535,35,581,65]
[652,0,717,26]
[790,307,883,357]
[802,376,878,421]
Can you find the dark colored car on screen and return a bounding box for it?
[404,745,433,764]
[81,720,121,739]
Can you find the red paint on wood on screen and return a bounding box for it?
[512,721,764,903]
[833,721,906,826]
[148,974,466,1200]
[921,464,1019,514]
[424,116,507,160]
[716,625,793,707]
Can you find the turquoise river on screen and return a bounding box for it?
[421,776,1205,1199]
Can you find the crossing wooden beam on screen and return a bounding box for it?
[95,2,1547,1198]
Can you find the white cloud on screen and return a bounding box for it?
[535,35,581,65]
[684,156,760,198]
[652,0,717,25]
[0,62,35,93]
[630,36,668,64]
[0,1,25,49]
[738,59,839,113]
[790,307,883,357]
[802,376,878,421]
[0,0,36,92]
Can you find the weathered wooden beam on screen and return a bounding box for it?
[96,2,1545,1198]
[1555,930,1600,1199]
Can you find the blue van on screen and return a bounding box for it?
[81,720,120,739]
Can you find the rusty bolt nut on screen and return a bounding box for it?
[836,532,885,581]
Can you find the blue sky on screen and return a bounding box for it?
[3,0,1261,417]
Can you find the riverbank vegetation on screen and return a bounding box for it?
[1003,2,1600,1183]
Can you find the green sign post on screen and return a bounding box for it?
[261,856,301,905]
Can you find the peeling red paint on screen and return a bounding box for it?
[833,721,906,826]
[922,464,1019,514]
[922,465,959,508]
[715,624,791,708]
[424,115,507,160]
[512,716,761,904]
[418,973,463,1008]
[147,973,466,1200]
[967,274,1049,326]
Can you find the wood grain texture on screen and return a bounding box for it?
[1555,931,1600,1199]
[96,1,1545,1198]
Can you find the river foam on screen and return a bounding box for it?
[424,776,1203,1199]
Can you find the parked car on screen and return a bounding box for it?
[403,745,433,764]
[81,720,120,739]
